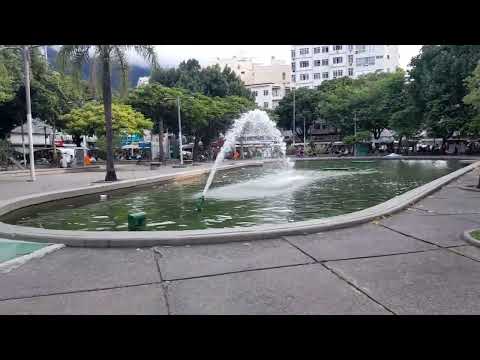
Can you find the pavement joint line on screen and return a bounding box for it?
[152,249,172,315]
[161,261,314,282]
[378,224,443,248]
[0,281,163,303]
[317,247,447,264]
[280,236,319,262]
[320,262,396,315]
[444,247,480,264]
[410,207,480,216]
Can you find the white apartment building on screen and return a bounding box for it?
[136,76,150,87]
[290,45,400,89]
[211,56,292,109]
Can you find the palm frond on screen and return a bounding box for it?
[57,45,91,83]
[112,46,129,98]
[132,45,158,70]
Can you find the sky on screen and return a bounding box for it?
[128,45,423,70]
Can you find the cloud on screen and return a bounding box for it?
[51,45,423,70]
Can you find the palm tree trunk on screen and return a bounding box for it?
[102,54,117,182]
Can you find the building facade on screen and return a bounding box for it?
[290,45,400,89]
[136,76,150,87]
[211,56,292,109]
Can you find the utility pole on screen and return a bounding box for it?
[292,88,296,147]
[177,96,184,166]
[303,117,306,147]
[353,113,357,157]
[22,46,36,181]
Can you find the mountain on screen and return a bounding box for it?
[46,47,150,90]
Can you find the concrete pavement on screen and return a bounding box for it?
[1,163,480,314]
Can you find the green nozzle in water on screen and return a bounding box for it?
[196,195,205,212]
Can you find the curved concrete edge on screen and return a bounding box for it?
[462,229,480,247]
[0,160,478,248]
[0,243,65,273]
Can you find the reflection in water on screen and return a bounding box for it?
[1,160,464,231]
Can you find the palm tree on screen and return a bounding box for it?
[58,45,157,181]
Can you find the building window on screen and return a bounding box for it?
[272,88,280,97]
[300,61,309,68]
[322,72,329,79]
[356,45,366,53]
[292,75,296,82]
[322,46,329,53]
[333,45,342,51]
[348,45,354,52]
[314,60,321,66]
[291,49,295,59]
[333,69,343,78]
[387,54,390,59]
[282,72,286,80]
[291,62,296,72]
[252,91,258,97]
[333,56,343,64]
[300,73,309,81]
[241,71,245,74]
[264,102,269,108]
[285,88,291,95]
[348,68,354,76]
[356,56,375,66]
[314,73,321,80]
[263,90,269,96]
[322,59,329,66]
[237,65,240,70]
[348,55,353,65]
[314,47,321,54]
[299,48,309,55]
[376,55,383,59]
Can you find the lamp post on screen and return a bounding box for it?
[292,87,296,147]
[0,45,45,181]
[165,96,191,166]
[22,46,36,181]
[353,112,357,157]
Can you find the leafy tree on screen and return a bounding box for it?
[150,59,254,100]
[463,64,480,135]
[408,45,480,146]
[62,101,153,140]
[343,130,371,145]
[127,83,184,161]
[58,45,157,181]
[275,87,321,140]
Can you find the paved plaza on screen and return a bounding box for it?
[1,164,480,314]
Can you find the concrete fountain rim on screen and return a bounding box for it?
[0,158,478,248]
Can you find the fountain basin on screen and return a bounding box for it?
[0,159,477,247]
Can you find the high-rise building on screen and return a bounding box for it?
[290,45,400,89]
[210,56,291,109]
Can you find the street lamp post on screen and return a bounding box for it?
[292,88,296,147]
[353,113,357,157]
[22,46,36,181]
[176,96,184,166]
[165,96,189,166]
[0,45,44,181]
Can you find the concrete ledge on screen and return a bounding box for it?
[462,229,480,247]
[0,160,478,248]
[0,243,65,273]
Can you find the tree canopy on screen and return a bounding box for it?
[150,59,254,99]
[62,101,153,138]
[408,45,480,139]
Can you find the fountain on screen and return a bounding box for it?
[202,109,290,198]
